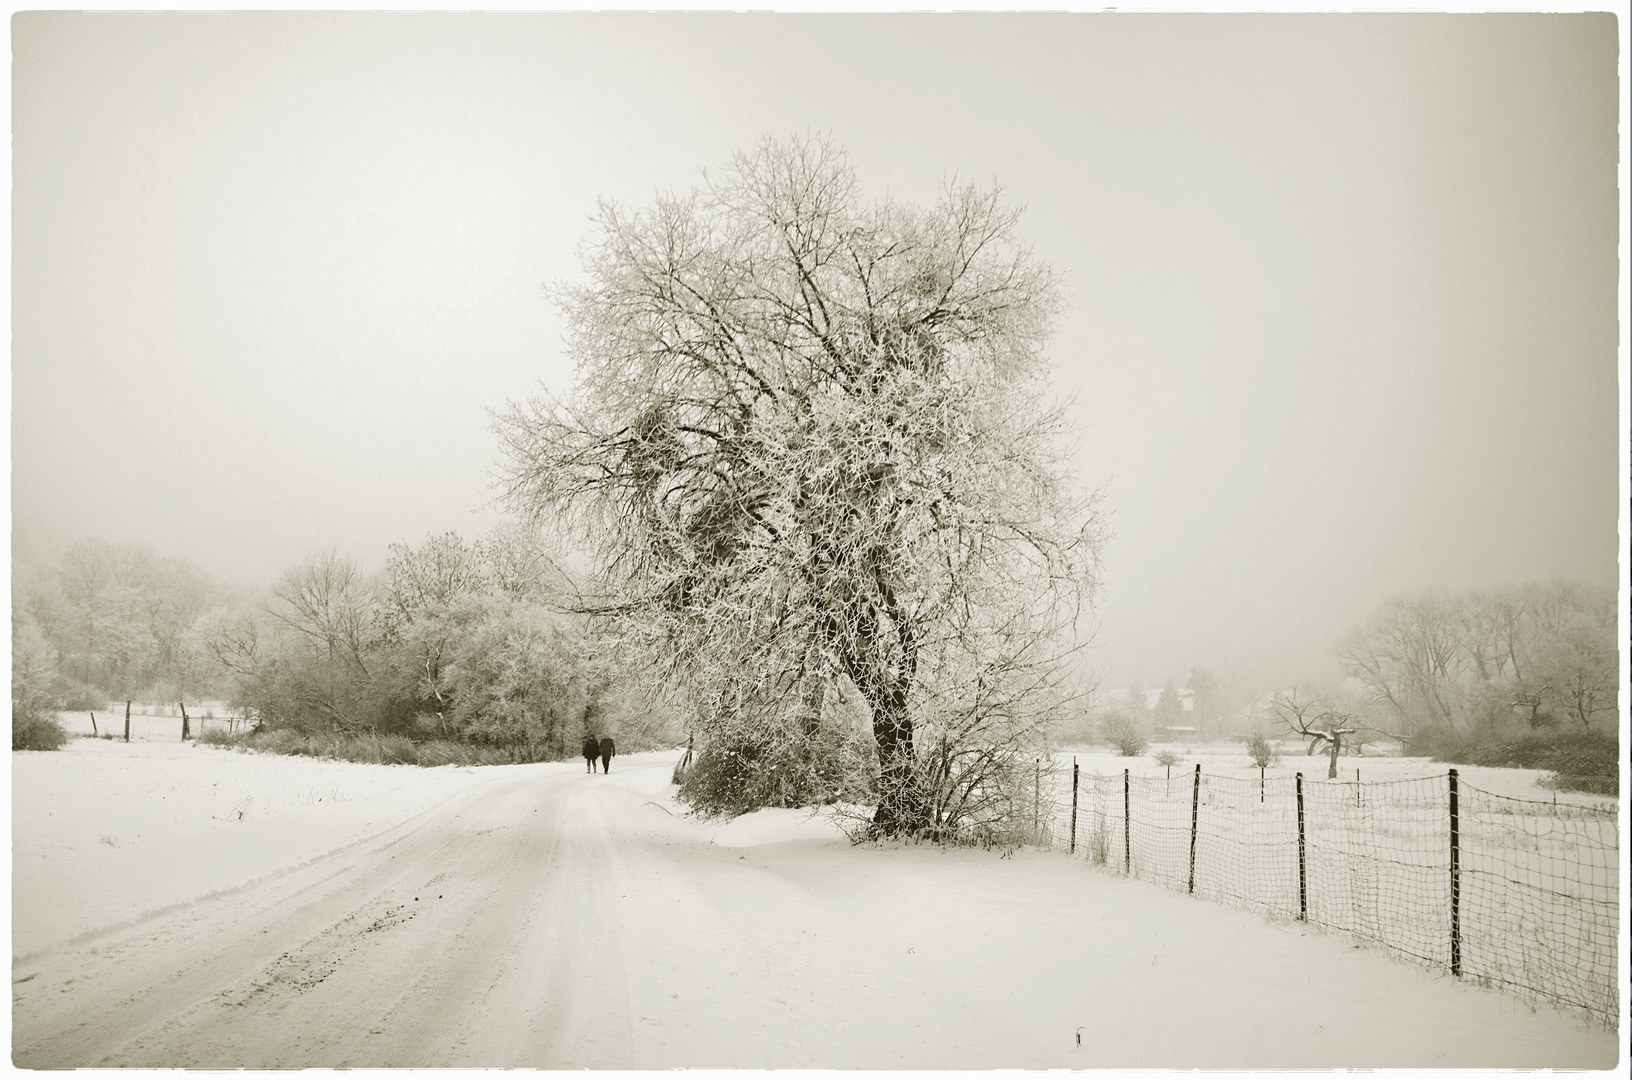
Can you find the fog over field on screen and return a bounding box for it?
[11,12,1621,693]
[9,13,1626,1075]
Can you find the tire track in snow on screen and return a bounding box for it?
[12,766,587,1067]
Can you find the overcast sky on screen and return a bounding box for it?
[11,12,1622,691]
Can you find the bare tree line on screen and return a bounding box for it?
[14,525,676,760]
[1335,579,1615,739]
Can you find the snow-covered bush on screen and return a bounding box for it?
[1097,709,1148,757]
[682,722,874,819]
[12,713,69,752]
[12,620,68,751]
[1245,729,1279,768]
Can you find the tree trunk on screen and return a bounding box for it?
[1327,736,1340,779]
[867,684,928,836]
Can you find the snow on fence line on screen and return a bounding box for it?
[1034,761,1618,1025]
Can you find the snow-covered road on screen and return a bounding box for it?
[11,746,1619,1068]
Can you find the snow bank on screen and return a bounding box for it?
[703,806,850,848]
[11,737,520,959]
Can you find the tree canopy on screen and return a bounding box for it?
[1338,579,1616,739]
[497,136,1104,836]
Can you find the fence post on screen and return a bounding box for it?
[1260,765,1265,804]
[1449,768,1461,976]
[179,701,190,742]
[1070,758,1080,855]
[1123,768,1131,875]
[90,713,97,737]
[1033,759,1041,836]
[124,700,131,743]
[1187,763,1201,894]
[1295,772,1307,922]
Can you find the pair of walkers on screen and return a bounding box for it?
[582,735,615,773]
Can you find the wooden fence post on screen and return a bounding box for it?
[179,701,190,742]
[1033,759,1042,837]
[124,700,131,743]
[89,713,97,737]
[1449,768,1462,976]
[1070,759,1080,855]
[1295,771,1307,922]
[1187,763,1202,894]
[1123,767,1131,875]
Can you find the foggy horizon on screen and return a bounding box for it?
[11,12,1622,694]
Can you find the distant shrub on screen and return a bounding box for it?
[207,724,561,768]
[1097,709,1148,757]
[55,681,107,712]
[249,728,307,756]
[372,735,413,765]
[1412,726,1618,775]
[13,713,69,751]
[1532,735,1619,778]
[1245,730,1279,769]
[1152,748,1181,769]
[413,740,460,767]
[1050,710,1100,747]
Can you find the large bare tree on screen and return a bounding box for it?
[496,136,1103,834]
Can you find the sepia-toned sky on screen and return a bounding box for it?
[11,12,1623,690]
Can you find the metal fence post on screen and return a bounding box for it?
[1123,767,1131,875]
[1295,771,1307,922]
[1449,768,1462,976]
[1187,763,1202,894]
[1070,758,1080,855]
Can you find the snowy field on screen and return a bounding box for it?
[11,735,1623,1069]
[12,735,500,958]
[54,704,246,745]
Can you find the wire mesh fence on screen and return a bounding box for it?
[1540,774,1619,797]
[1030,759,1619,1025]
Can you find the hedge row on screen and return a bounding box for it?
[197,727,559,768]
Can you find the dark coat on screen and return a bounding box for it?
[582,736,601,761]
